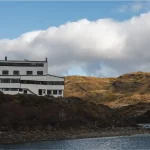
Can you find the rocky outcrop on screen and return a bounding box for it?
[116,102,150,123]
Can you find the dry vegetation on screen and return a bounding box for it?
[64,72,150,108]
[0,92,133,131]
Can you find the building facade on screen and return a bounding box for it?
[0,57,64,97]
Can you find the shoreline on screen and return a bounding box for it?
[0,127,150,144]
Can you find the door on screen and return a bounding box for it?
[38,89,42,95]
[24,90,27,94]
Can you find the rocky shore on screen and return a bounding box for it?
[0,127,150,144]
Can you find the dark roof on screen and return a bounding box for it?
[0,74,64,78]
[0,60,47,63]
[48,74,64,79]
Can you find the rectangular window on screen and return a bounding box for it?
[0,79,19,83]
[19,88,23,92]
[59,90,62,95]
[53,90,57,95]
[47,81,64,85]
[47,90,52,95]
[10,79,20,83]
[13,70,19,75]
[0,79,10,83]
[10,88,18,91]
[26,71,33,75]
[37,71,43,75]
[2,70,9,75]
[3,88,9,91]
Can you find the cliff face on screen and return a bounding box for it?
[0,92,134,131]
[64,72,150,108]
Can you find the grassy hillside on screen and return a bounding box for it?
[64,72,150,108]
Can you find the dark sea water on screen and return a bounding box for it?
[0,134,150,150]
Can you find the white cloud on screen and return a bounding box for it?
[1,12,150,77]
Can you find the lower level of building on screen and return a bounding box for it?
[0,75,65,97]
[0,88,63,97]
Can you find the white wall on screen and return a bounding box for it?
[0,83,20,88]
[2,91,19,95]
[0,61,48,75]
[21,75,64,96]
[0,72,64,97]
[21,84,64,96]
[0,76,21,79]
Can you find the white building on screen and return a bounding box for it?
[0,57,64,97]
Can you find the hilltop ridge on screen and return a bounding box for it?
[64,72,150,108]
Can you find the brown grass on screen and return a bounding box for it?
[64,72,150,108]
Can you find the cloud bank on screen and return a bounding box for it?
[1,12,150,77]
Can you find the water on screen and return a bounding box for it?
[0,134,150,150]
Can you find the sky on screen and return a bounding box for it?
[0,1,150,77]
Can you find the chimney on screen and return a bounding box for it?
[5,56,7,61]
[45,57,48,62]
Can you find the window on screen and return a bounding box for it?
[13,70,19,75]
[37,71,43,75]
[0,62,44,67]
[26,71,33,75]
[47,81,64,85]
[0,79,10,83]
[2,70,9,75]
[10,88,18,91]
[47,90,52,95]
[59,90,62,95]
[3,88,9,91]
[11,79,20,83]
[19,88,23,92]
[53,90,57,95]
[0,78,19,83]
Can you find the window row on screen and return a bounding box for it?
[0,88,63,95]
[39,89,62,95]
[0,88,19,91]
[47,90,62,95]
[2,70,43,75]
[21,80,64,85]
[0,62,44,67]
[0,79,64,85]
[0,79,20,83]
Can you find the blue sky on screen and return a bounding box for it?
[0,1,150,77]
[0,1,147,39]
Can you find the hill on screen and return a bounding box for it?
[0,92,134,131]
[116,102,150,123]
[64,72,150,108]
